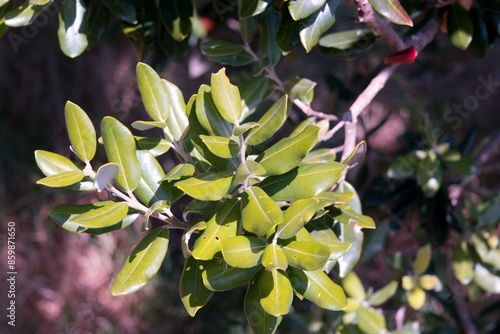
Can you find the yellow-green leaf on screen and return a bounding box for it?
[282,241,331,271]
[242,186,284,236]
[299,0,340,52]
[258,269,293,316]
[413,244,431,275]
[262,244,288,270]
[407,287,426,310]
[200,135,240,159]
[418,275,440,291]
[111,227,170,295]
[368,281,398,306]
[34,150,81,176]
[196,84,234,137]
[179,257,213,316]
[136,62,170,122]
[36,170,84,188]
[221,236,266,268]
[70,201,128,228]
[356,306,387,334]
[211,68,242,123]
[65,101,96,162]
[341,271,366,300]
[448,4,473,50]
[162,163,195,181]
[163,79,189,141]
[5,0,52,27]
[276,198,319,240]
[175,171,233,201]
[246,95,288,145]
[288,0,326,20]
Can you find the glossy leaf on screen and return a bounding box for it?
[100,0,136,24]
[288,0,326,20]
[282,241,330,271]
[133,150,172,206]
[246,95,288,145]
[368,281,398,306]
[258,269,293,316]
[94,163,119,191]
[260,162,348,201]
[135,137,171,156]
[368,0,413,26]
[162,163,195,181]
[163,79,188,141]
[70,201,128,228]
[288,267,347,310]
[179,257,213,316]
[202,262,260,291]
[221,236,266,268]
[277,5,301,54]
[235,122,260,135]
[4,0,51,27]
[288,78,317,103]
[159,0,192,41]
[200,135,239,159]
[262,244,288,270]
[448,4,473,50]
[341,271,366,300]
[413,244,431,275]
[58,0,88,58]
[36,170,84,187]
[200,40,254,66]
[245,274,282,334]
[299,0,340,52]
[256,125,319,176]
[181,221,206,258]
[307,219,352,262]
[211,68,242,123]
[356,306,387,334]
[257,9,281,69]
[314,191,355,208]
[136,62,170,123]
[474,264,500,293]
[452,241,474,285]
[330,205,376,229]
[232,160,266,186]
[242,186,284,236]
[101,116,141,192]
[319,29,374,50]
[65,101,96,162]
[111,227,170,295]
[192,199,239,260]
[276,198,319,239]
[196,85,234,137]
[240,75,273,119]
[175,171,233,201]
[238,0,269,18]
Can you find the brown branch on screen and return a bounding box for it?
[354,0,406,52]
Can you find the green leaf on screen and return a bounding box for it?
[407,287,426,310]
[242,186,284,236]
[257,9,281,69]
[179,257,214,316]
[86,0,110,48]
[299,0,340,52]
[245,273,282,334]
[368,281,398,306]
[162,163,195,181]
[282,241,330,271]
[100,0,136,24]
[260,162,348,201]
[307,218,352,262]
[448,4,474,50]
[131,120,166,131]
[413,244,431,275]
[211,68,243,123]
[467,8,489,59]
[368,0,413,26]
[200,40,254,67]
[94,163,119,191]
[341,271,366,300]
[238,0,270,18]
[135,137,171,156]
[288,0,326,20]
[314,191,355,208]
[70,201,128,228]
[418,274,440,291]
[262,244,288,270]
[276,198,319,239]
[240,16,256,43]
[49,203,138,234]
[181,221,206,258]
[232,160,266,186]
[163,79,189,141]
[474,264,500,293]
[65,101,96,162]
[452,241,474,285]
[240,75,273,119]
[277,5,301,54]
[287,267,347,310]
[4,0,51,27]
[111,227,170,295]
[196,85,234,137]
[288,78,317,103]
[235,122,260,135]
[133,150,172,206]
[302,148,337,164]
[175,171,233,201]
[35,150,81,176]
[36,170,85,188]
[256,125,319,176]
[258,269,293,316]
[159,0,193,41]
[356,306,387,334]
[246,95,288,145]
[330,205,376,229]
[221,236,266,268]
[192,199,240,260]
[319,29,374,50]
[58,0,88,58]
[202,262,260,291]
[200,135,240,159]
[101,116,141,192]
[136,62,170,123]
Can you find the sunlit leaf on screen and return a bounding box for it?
[36,170,85,187]
[232,160,266,186]
[196,84,234,137]
[163,79,189,141]
[133,150,173,206]
[452,241,474,285]
[474,264,500,293]
[262,244,288,270]
[276,199,319,240]
[368,0,413,26]
[65,101,96,162]
[282,241,330,271]
[246,95,288,145]
[238,0,270,18]
[242,186,284,236]
[175,171,233,201]
[245,273,282,334]
[407,287,426,310]
[368,281,398,306]
[413,244,431,275]
[299,0,341,52]
[111,227,170,295]
[135,137,171,157]
[162,163,195,181]
[70,201,128,228]
[200,135,240,159]
[356,306,387,334]
[58,0,88,58]
[330,204,376,229]
[288,0,327,20]
[5,0,52,27]
[258,269,293,316]
[341,271,366,300]
[100,0,136,24]
[448,4,473,50]
[136,62,170,123]
[211,68,242,123]
[179,257,213,316]
[221,236,266,268]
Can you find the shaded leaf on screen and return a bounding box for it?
[111,227,170,295]
[94,163,119,191]
[133,150,173,206]
[368,0,413,26]
[407,287,426,310]
[179,257,213,316]
[58,0,88,58]
[448,4,473,50]
[101,0,136,24]
[257,9,281,69]
[196,85,234,137]
[245,273,282,334]
[232,160,266,186]
[238,0,270,18]
[200,40,254,67]
[159,0,193,41]
[65,101,96,162]
[203,262,260,291]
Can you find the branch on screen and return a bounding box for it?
[354,0,406,52]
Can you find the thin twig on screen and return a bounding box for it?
[293,98,338,121]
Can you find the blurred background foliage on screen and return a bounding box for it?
[1,0,500,333]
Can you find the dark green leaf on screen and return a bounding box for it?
[448,4,474,50]
[180,257,214,316]
[245,273,282,334]
[467,8,489,59]
[238,0,270,18]
[368,0,413,26]
[159,0,193,41]
[135,136,171,156]
[299,0,341,52]
[200,40,254,66]
[257,9,281,69]
[368,281,398,306]
[203,262,260,291]
[277,5,301,54]
[101,0,136,24]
